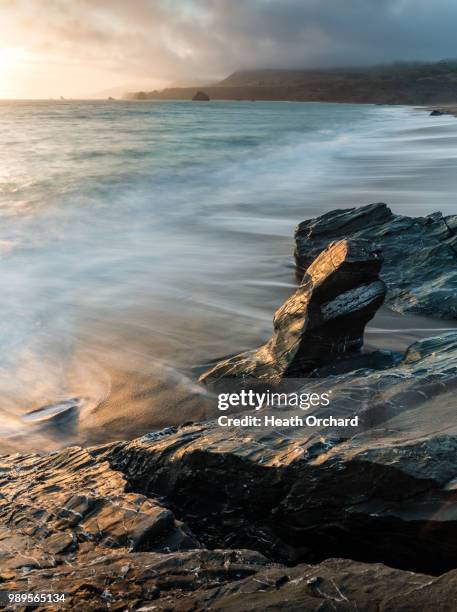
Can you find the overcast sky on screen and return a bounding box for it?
[2,0,457,98]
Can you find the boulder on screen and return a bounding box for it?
[200,239,385,384]
[192,90,210,101]
[295,203,457,318]
[430,109,445,116]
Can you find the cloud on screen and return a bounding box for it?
[3,0,457,97]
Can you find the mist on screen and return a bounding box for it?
[2,0,457,97]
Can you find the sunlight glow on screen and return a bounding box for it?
[0,47,26,70]
[0,47,29,98]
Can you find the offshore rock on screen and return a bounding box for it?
[295,202,457,318]
[192,90,210,101]
[200,239,385,384]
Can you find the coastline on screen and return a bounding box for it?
[1,101,457,608]
[2,101,457,453]
[2,200,457,608]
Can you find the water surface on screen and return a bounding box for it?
[0,100,456,450]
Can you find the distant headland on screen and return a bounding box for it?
[125,60,457,105]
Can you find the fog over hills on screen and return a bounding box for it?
[127,60,457,105]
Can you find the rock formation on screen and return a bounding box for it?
[108,333,457,576]
[3,204,457,609]
[2,330,457,607]
[200,239,385,384]
[192,90,210,101]
[295,202,457,318]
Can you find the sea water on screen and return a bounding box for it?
[1,100,456,448]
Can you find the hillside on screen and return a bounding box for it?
[127,61,457,104]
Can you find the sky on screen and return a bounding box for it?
[1,0,457,98]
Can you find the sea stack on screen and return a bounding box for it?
[199,239,386,384]
[192,91,210,101]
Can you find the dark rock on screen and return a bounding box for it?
[0,445,199,577]
[2,334,457,606]
[430,109,445,116]
[22,396,82,431]
[295,202,457,318]
[2,547,274,611]
[182,558,457,611]
[200,239,385,384]
[4,406,457,608]
[192,90,210,101]
[107,332,457,576]
[7,546,457,611]
[3,209,457,609]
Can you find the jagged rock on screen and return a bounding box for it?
[0,445,199,578]
[192,90,210,101]
[200,239,385,384]
[2,333,457,606]
[295,202,457,318]
[107,332,457,575]
[1,547,274,611]
[181,558,457,611]
[6,548,457,611]
[3,417,457,608]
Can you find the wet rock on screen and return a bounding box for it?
[0,445,199,579]
[7,548,457,611]
[192,90,210,101]
[181,558,457,611]
[22,397,83,437]
[430,109,445,116]
[3,332,457,607]
[3,434,457,609]
[1,548,274,611]
[200,239,385,384]
[108,332,457,575]
[295,202,457,318]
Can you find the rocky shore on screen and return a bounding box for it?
[295,203,457,319]
[2,203,457,609]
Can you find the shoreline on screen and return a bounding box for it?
[2,103,457,608]
[1,101,457,455]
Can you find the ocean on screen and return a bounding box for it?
[1,100,456,449]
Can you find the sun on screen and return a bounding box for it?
[0,47,26,70]
[0,47,29,98]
